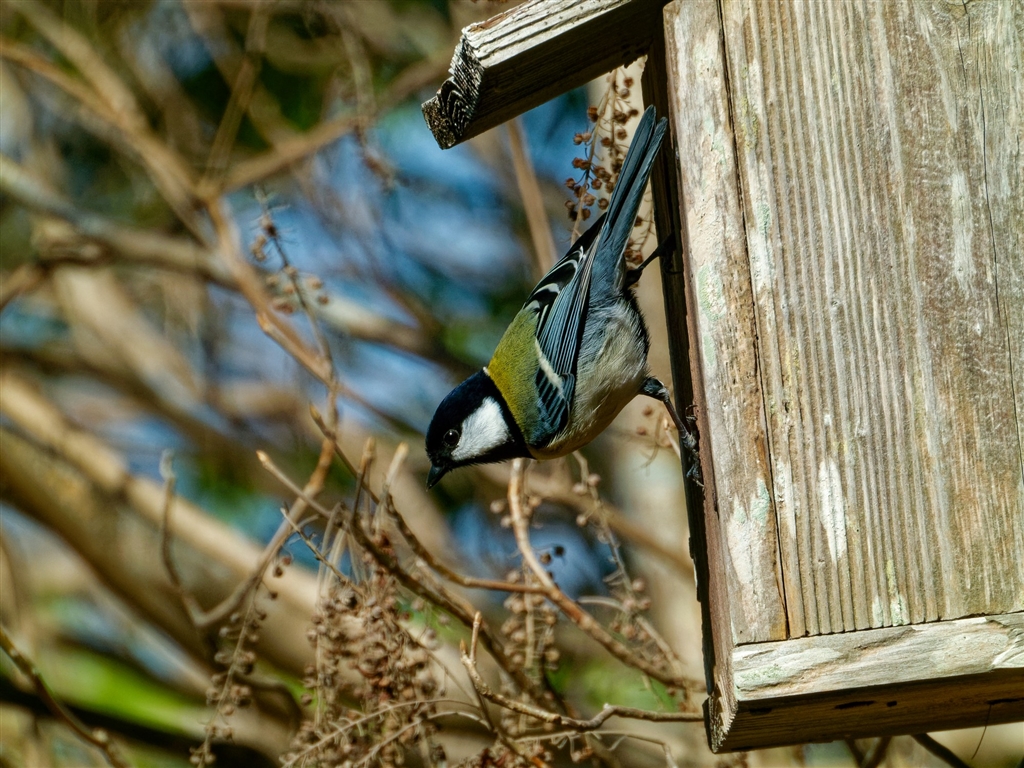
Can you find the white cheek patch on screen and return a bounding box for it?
[452,397,510,462]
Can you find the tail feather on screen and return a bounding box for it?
[592,106,667,296]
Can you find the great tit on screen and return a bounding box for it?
[426,105,695,488]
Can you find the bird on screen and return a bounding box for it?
[425,105,697,488]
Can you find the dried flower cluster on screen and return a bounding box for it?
[500,575,560,680]
[252,194,332,313]
[285,533,444,767]
[192,570,283,767]
[564,69,653,265]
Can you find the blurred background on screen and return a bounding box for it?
[0,1,1020,766]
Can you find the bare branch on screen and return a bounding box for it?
[507,117,556,274]
[507,460,702,694]
[1,623,132,768]
[257,445,551,706]
[0,154,229,285]
[0,372,323,678]
[376,448,548,596]
[207,199,333,384]
[913,734,972,768]
[480,462,692,574]
[159,450,207,633]
[462,614,701,732]
[15,0,145,127]
[0,37,201,231]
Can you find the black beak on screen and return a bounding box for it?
[427,464,448,489]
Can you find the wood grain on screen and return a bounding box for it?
[641,20,726,715]
[666,0,1023,750]
[421,0,667,148]
[663,0,787,655]
[718,0,1024,637]
[717,612,1024,749]
[733,611,1024,698]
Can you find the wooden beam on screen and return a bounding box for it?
[716,612,1024,749]
[422,0,668,149]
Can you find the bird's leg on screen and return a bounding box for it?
[624,235,674,287]
[640,377,703,486]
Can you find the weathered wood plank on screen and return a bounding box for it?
[719,0,1024,637]
[421,0,667,149]
[733,612,1024,698]
[713,612,1024,749]
[640,16,723,710]
[714,670,1024,751]
[662,0,787,654]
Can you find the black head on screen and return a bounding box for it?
[425,370,528,488]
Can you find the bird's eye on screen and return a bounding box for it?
[442,429,460,448]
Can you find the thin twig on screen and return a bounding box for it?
[913,734,972,768]
[276,506,346,583]
[159,434,335,634]
[507,117,556,275]
[507,461,702,693]
[846,736,891,768]
[207,199,332,384]
[353,438,375,519]
[863,736,891,768]
[257,190,335,368]
[507,460,556,591]
[219,114,366,195]
[158,450,207,631]
[0,624,132,768]
[201,5,270,186]
[375,447,548,596]
[462,614,701,731]
[310,406,376,499]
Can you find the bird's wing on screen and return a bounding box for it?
[520,106,667,446]
[521,219,604,443]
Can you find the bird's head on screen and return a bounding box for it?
[425,370,528,487]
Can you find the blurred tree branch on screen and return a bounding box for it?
[0,154,228,285]
[1,623,131,768]
[0,3,718,764]
[0,371,323,679]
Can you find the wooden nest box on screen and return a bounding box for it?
[423,0,1024,751]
